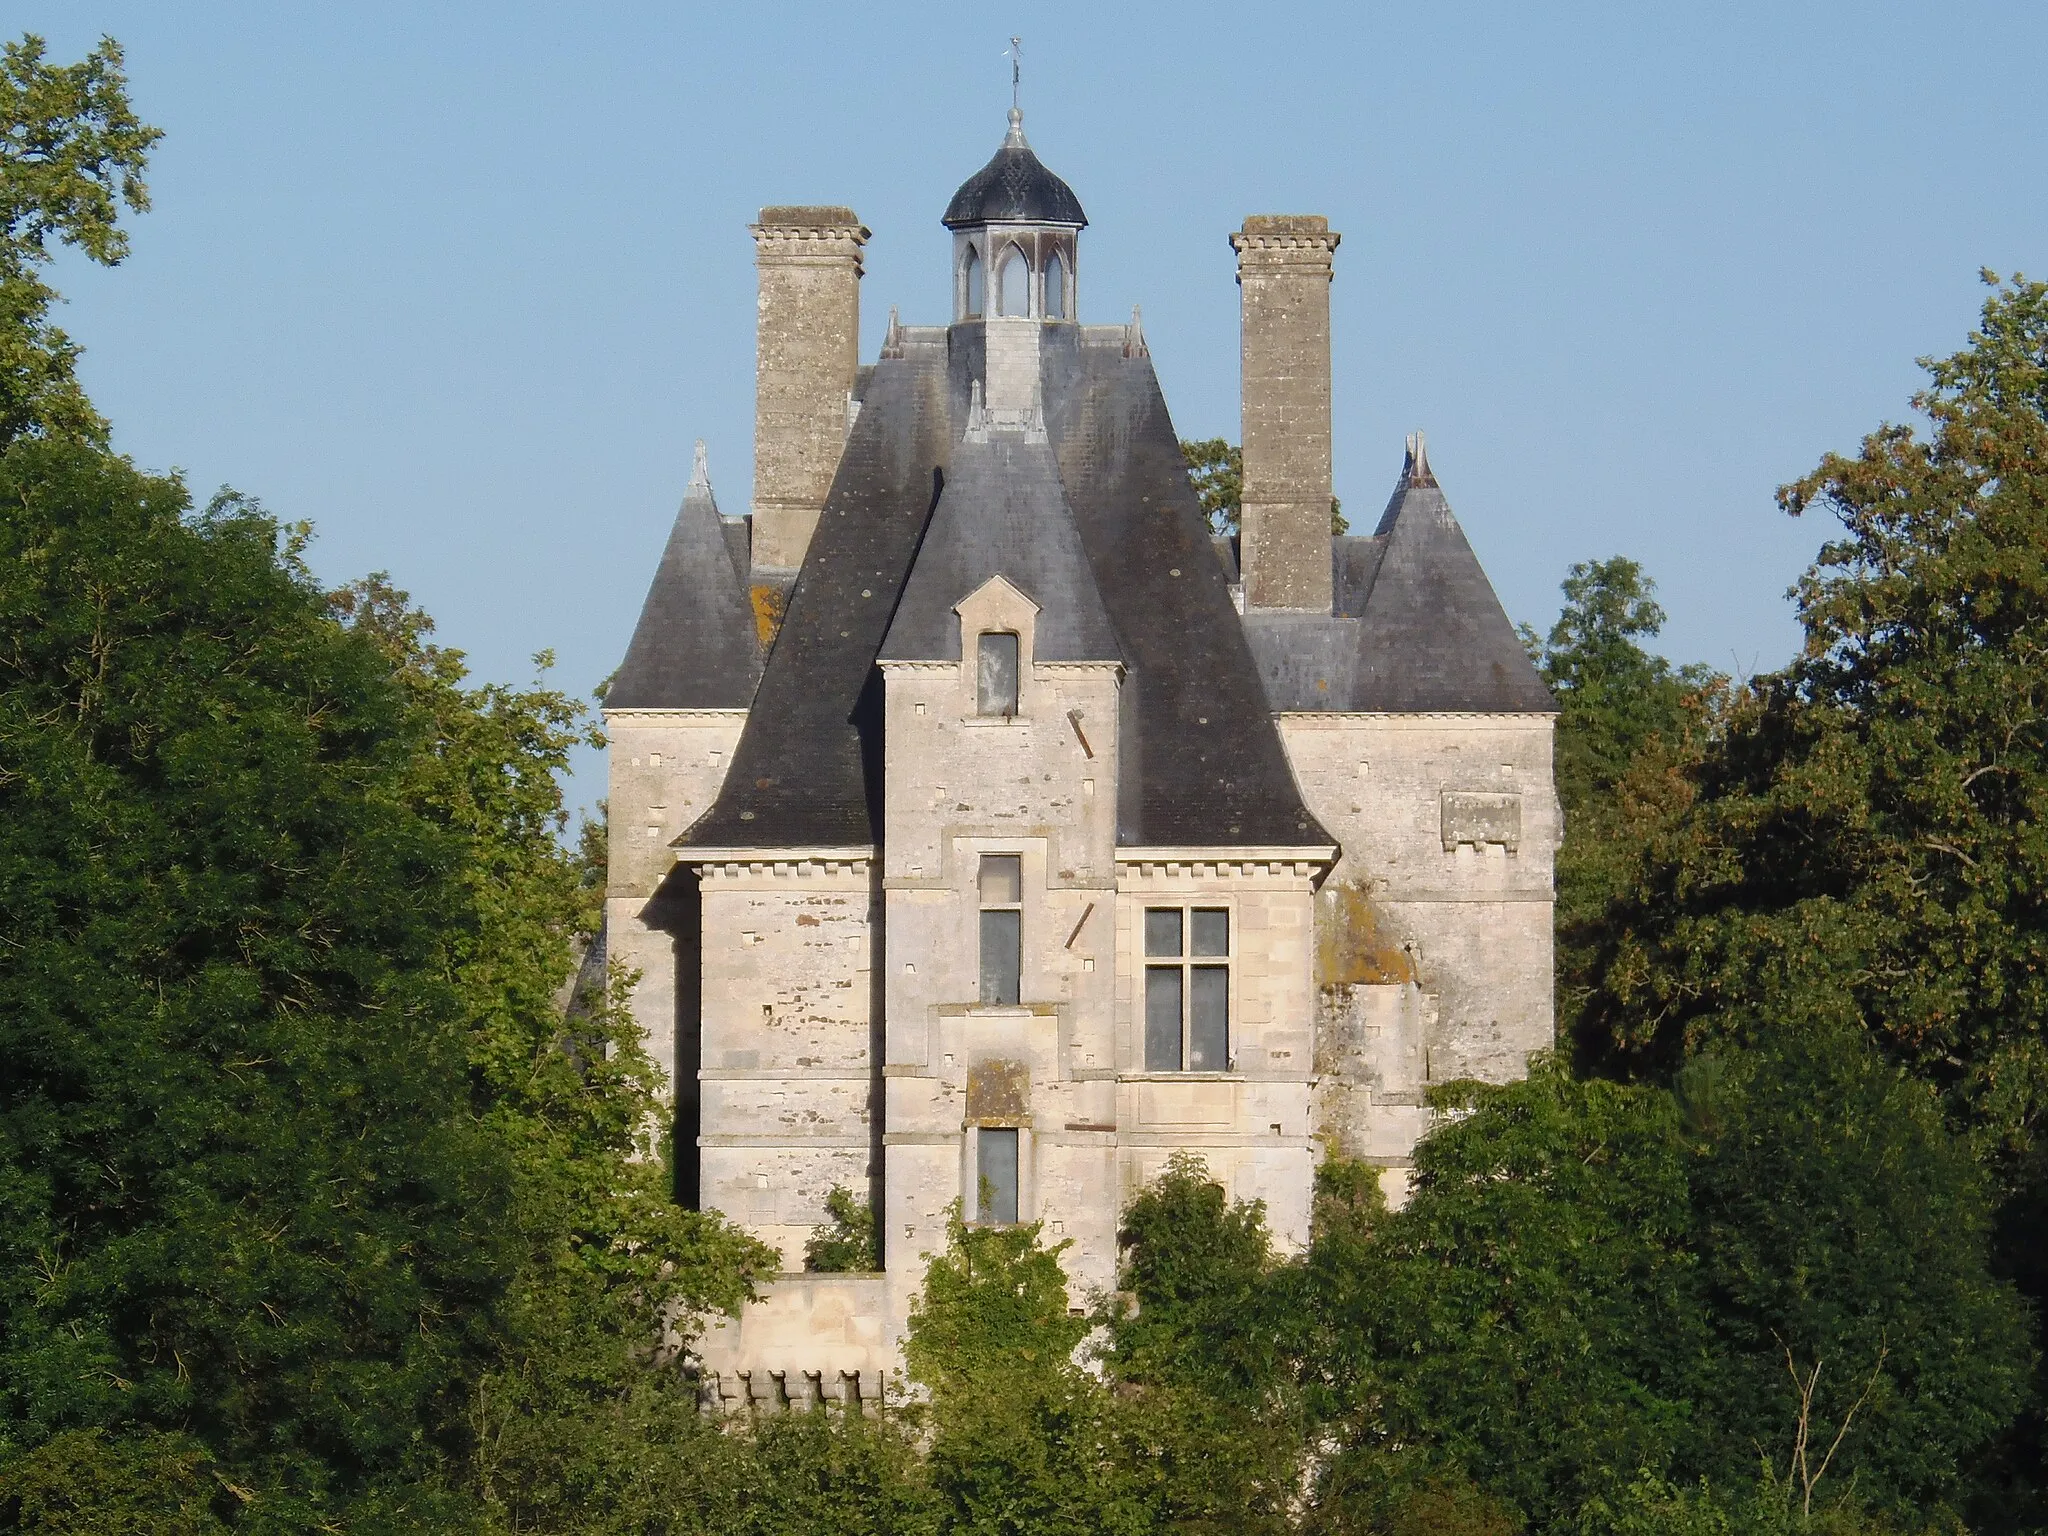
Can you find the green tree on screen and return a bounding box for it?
[1301,1046,2027,1532]
[1521,558,1724,1039]
[1106,1154,1303,1536]
[804,1185,880,1273]
[1111,1151,1283,1405]
[1313,1060,1705,1530]
[1685,1026,2029,1516]
[329,580,777,1532]
[1568,276,2048,1522]
[0,34,159,446]
[906,1211,1140,1536]
[0,446,511,1522]
[1578,273,2048,1157]
[1180,437,1346,536]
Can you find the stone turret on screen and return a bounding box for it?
[1233,214,1341,612]
[750,206,870,574]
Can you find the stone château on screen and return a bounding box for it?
[602,108,1558,1409]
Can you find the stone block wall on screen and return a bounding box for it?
[688,855,879,1270]
[602,708,748,1106]
[1110,853,1323,1252]
[877,587,1125,1319]
[750,207,869,573]
[1234,215,1340,613]
[1277,711,1557,1181]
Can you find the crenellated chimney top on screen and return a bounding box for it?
[749,205,869,574]
[1232,215,1340,612]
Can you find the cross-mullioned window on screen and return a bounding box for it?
[1144,907,1230,1071]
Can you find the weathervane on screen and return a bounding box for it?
[1007,36,1022,112]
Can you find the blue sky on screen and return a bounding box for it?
[19,2,2048,812]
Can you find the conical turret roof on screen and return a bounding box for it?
[607,442,762,710]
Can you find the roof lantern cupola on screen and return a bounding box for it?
[944,106,1086,324]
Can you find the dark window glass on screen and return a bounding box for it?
[1145,966,1183,1070]
[1191,908,1230,957]
[1043,251,1066,318]
[980,910,1021,1005]
[978,1127,1019,1224]
[1190,967,1229,1070]
[964,246,983,316]
[977,632,1019,716]
[1144,908,1183,958]
[978,854,1021,905]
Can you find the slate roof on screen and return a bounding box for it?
[943,111,1088,230]
[880,344,1119,665]
[607,446,762,710]
[680,324,1326,851]
[1241,444,1555,714]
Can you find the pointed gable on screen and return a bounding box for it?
[680,341,953,849]
[879,424,1121,665]
[1350,438,1554,713]
[607,444,763,710]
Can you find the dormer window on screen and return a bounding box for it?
[996,245,1028,317]
[977,632,1019,716]
[1043,250,1066,319]
[963,245,984,318]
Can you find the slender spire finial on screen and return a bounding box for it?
[1004,37,1028,144]
[690,439,710,490]
[1404,430,1436,487]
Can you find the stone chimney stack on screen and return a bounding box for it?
[1232,215,1340,612]
[749,206,870,573]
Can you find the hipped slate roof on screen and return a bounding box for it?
[681,324,1326,851]
[607,448,762,710]
[1241,445,1554,713]
[943,111,1088,230]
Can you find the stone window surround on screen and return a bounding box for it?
[949,836,1051,1013]
[952,574,1042,722]
[961,1123,1035,1227]
[1113,846,1334,1083]
[1141,902,1234,1073]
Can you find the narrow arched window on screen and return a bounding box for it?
[1043,251,1066,319]
[963,246,984,318]
[977,631,1019,716]
[996,245,1028,317]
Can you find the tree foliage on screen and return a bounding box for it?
[4,32,2044,1534]
[1180,438,1346,536]
[1575,276,2048,1161]
[0,34,159,447]
[1522,558,1725,1037]
[804,1185,880,1273]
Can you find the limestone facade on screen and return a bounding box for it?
[603,115,1557,1395]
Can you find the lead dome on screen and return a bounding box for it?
[942,109,1087,229]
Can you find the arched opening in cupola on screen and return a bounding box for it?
[1042,250,1066,319]
[963,244,984,318]
[995,244,1028,317]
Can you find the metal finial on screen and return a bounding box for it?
[1008,36,1022,112]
